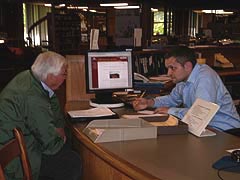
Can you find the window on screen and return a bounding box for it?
[152,8,173,36]
[166,10,173,36]
[153,10,164,36]
[23,3,51,47]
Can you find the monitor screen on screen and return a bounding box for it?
[86,50,133,107]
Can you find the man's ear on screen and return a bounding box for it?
[184,61,193,72]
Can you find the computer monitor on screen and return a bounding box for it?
[86,50,133,108]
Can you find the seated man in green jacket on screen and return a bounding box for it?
[0,51,82,180]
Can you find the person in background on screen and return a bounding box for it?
[0,51,82,180]
[133,46,240,132]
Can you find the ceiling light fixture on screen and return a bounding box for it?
[151,8,158,12]
[100,3,128,7]
[67,6,88,9]
[201,10,234,15]
[114,5,140,9]
[89,9,97,12]
[44,4,52,7]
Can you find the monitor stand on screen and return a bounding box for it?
[89,92,124,108]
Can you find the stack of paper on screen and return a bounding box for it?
[68,107,115,118]
[149,75,172,84]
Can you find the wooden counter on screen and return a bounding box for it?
[191,45,240,67]
[66,101,240,180]
[215,68,240,77]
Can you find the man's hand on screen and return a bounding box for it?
[132,98,154,111]
[56,128,66,143]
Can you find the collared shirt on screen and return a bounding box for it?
[41,81,54,98]
[154,63,240,131]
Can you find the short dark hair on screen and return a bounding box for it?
[164,46,197,67]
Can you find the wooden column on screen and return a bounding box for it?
[65,55,94,110]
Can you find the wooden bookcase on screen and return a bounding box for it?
[47,13,82,54]
[47,11,108,54]
[132,50,168,77]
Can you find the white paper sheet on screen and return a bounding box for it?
[121,113,167,119]
[68,107,115,118]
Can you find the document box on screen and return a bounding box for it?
[83,118,157,143]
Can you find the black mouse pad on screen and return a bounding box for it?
[212,155,240,173]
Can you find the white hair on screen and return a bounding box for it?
[31,51,66,81]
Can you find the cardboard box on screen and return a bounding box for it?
[83,118,157,143]
[141,115,188,135]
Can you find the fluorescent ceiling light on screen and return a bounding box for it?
[0,40,4,44]
[54,4,66,8]
[114,5,140,9]
[151,8,158,12]
[89,9,97,12]
[215,10,233,15]
[44,4,52,7]
[67,6,88,9]
[100,3,128,7]
[201,10,233,14]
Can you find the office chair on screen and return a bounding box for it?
[0,128,32,180]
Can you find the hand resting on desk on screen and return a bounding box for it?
[132,98,154,111]
[133,98,169,114]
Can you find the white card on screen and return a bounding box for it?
[182,98,220,137]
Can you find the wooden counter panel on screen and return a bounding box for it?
[66,55,94,102]
[70,124,159,180]
[73,138,133,180]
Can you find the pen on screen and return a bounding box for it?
[139,90,146,98]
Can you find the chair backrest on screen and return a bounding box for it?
[0,128,32,180]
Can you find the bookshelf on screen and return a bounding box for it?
[47,11,108,54]
[132,50,167,77]
[47,13,82,54]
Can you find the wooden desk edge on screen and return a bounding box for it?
[70,124,160,180]
[216,69,240,77]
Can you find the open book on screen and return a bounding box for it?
[182,98,220,137]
